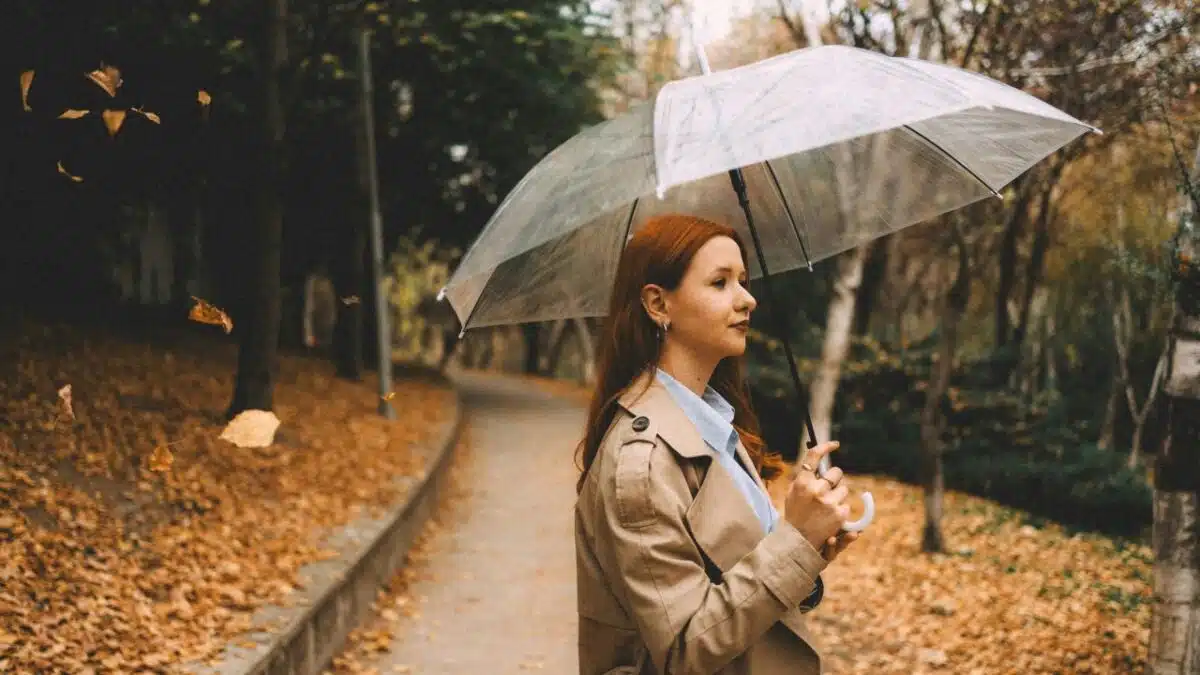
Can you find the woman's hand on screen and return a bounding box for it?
[821,531,861,562]
[782,441,850,550]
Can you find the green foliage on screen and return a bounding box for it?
[749,340,1153,540]
[385,233,458,361]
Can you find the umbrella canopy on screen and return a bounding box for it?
[440,44,1097,331]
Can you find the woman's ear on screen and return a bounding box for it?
[640,284,669,327]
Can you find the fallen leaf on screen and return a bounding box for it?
[149,444,174,472]
[57,109,90,120]
[188,296,233,334]
[57,384,74,419]
[197,89,212,106]
[342,296,361,306]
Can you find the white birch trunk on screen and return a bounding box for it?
[1149,138,1200,675]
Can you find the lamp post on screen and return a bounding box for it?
[357,21,394,419]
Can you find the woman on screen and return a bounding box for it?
[574,214,860,675]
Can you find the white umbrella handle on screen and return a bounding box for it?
[818,453,875,532]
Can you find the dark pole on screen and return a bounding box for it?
[357,22,394,419]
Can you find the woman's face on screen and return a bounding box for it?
[653,236,758,362]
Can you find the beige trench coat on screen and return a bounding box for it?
[575,371,828,675]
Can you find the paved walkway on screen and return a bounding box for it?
[367,370,585,674]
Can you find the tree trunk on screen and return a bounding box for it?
[1011,164,1064,367]
[1099,370,1120,450]
[334,50,373,381]
[1149,138,1200,675]
[522,323,541,375]
[994,175,1036,373]
[227,0,287,418]
[542,319,569,374]
[920,220,969,554]
[853,232,894,337]
[333,230,365,379]
[806,244,869,445]
[575,317,597,385]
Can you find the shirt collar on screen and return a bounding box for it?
[654,368,737,455]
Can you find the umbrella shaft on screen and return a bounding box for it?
[727,168,819,451]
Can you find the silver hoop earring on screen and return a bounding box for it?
[662,319,671,333]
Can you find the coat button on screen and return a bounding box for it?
[631,416,650,432]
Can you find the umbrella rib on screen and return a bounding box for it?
[902,124,1001,197]
[621,197,640,245]
[763,160,815,272]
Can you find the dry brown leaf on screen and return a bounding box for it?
[342,296,361,306]
[56,161,83,183]
[219,410,281,449]
[197,89,212,106]
[85,65,121,97]
[188,296,233,333]
[132,107,161,124]
[57,108,90,120]
[19,70,34,111]
[148,444,174,472]
[57,384,74,420]
[101,109,127,137]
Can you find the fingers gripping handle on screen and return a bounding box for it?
[817,454,875,533]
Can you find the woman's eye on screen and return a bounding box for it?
[713,278,727,288]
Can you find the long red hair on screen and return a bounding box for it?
[575,213,784,493]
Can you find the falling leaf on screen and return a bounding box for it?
[101,109,128,136]
[188,296,233,334]
[342,296,361,306]
[132,107,161,124]
[85,65,121,97]
[57,109,90,120]
[57,161,83,183]
[149,444,174,472]
[57,384,74,420]
[219,410,281,449]
[382,392,396,401]
[197,90,212,106]
[19,70,34,111]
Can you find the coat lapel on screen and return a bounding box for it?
[617,370,765,572]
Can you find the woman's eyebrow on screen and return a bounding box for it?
[712,265,745,276]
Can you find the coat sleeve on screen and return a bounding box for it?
[593,434,828,675]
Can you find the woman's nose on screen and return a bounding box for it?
[740,287,757,312]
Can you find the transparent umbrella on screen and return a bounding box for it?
[439,43,1098,531]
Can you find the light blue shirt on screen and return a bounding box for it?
[655,368,780,535]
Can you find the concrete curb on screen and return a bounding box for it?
[184,372,465,675]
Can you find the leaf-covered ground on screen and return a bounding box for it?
[767,471,1151,674]
[0,320,454,673]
